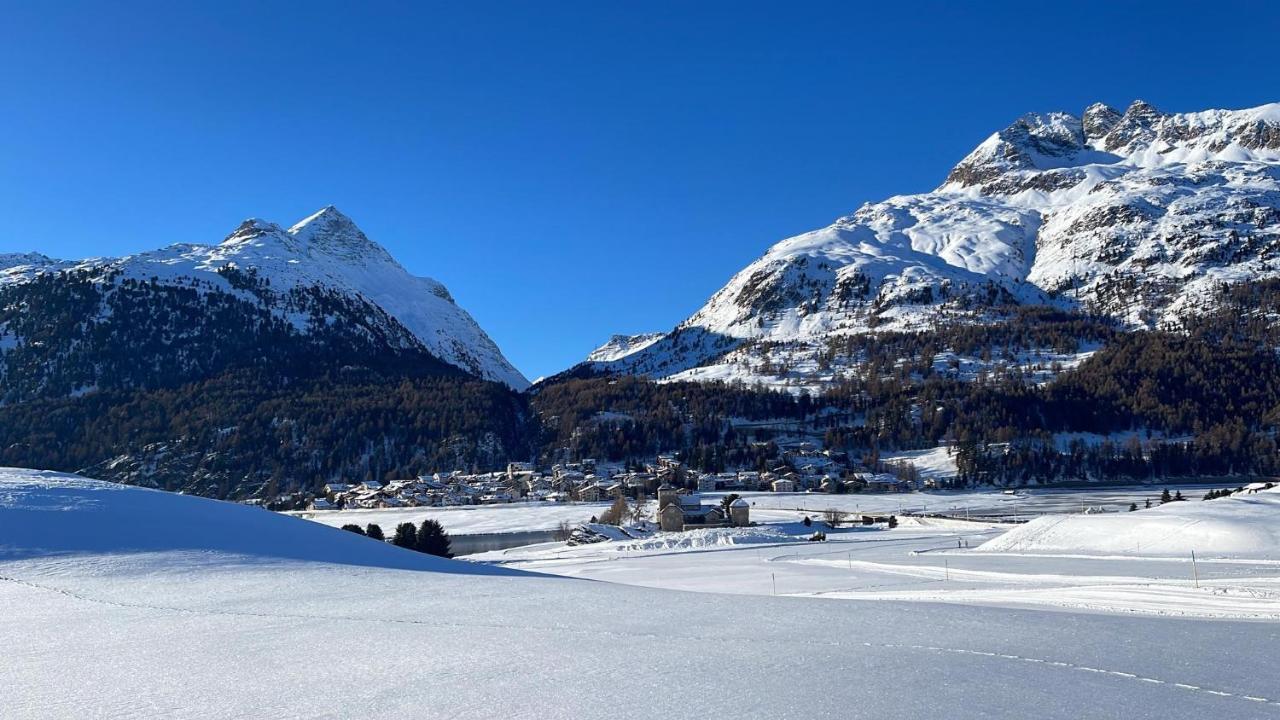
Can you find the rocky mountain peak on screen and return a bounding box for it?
[943,111,1089,189]
[1082,103,1121,143]
[222,218,285,246]
[1101,100,1165,152]
[286,205,393,264]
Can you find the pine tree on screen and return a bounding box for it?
[365,523,385,541]
[1128,503,1137,512]
[1160,488,1172,504]
[417,519,453,558]
[340,524,366,535]
[392,522,418,549]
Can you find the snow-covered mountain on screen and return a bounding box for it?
[0,206,529,395]
[575,101,1280,386]
[585,332,667,362]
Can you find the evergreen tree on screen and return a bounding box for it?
[1160,488,1172,504]
[720,493,741,514]
[1128,503,1137,512]
[392,522,418,549]
[802,515,812,527]
[417,519,453,558]
[340,524,366,535]
[365,523,385,541]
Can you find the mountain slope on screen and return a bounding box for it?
[573,101,1280,387]
[0,206,529,395]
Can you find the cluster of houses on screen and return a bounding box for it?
[656,484,751,532]
[297,447,933,512]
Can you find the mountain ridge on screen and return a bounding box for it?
[571,100,1280,388]
[0,206,529,392]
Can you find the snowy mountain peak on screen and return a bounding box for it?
[222,218,284,245]
[1,208,530,391]
[289,205,366,244]
[1081,103,1121,143]
[943,110,1106,189]
[1100,99,1165,152]
[281,205,394,264]
[577,100,1280,389]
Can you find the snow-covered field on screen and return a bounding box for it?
[5,468,1280,719]
[473,486,1280,621]
[978,485,1280,558]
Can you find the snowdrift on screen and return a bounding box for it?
[977,486,1280,559]
[0,468,518,574]
[613,526,798,552]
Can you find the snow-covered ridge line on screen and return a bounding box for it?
[0,206,529,390]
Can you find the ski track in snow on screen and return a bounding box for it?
[3,570,1277,713]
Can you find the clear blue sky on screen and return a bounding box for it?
[3,1,1278,380]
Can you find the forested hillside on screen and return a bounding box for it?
[0,369,531,498]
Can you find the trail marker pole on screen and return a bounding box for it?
[847,551,852,570]
[1191,550,1200,589]
[772,573,777,596]
[944,559,950,582]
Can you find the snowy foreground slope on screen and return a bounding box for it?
[978,485,1280,558]
[0,206,528,390]
[4,469,1280,719]
[578,100,1280,385]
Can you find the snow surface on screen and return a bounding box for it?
[5,468,1280,718]
[882,445,960,480]
[977,485,1280,559]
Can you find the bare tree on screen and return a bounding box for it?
[553,520,575,542]
[598,495,629,526]
[630,492,650,525]
[822,508,849,528]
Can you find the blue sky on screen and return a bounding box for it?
[3,1,1278,380]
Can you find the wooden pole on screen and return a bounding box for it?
[1191,550,1199,589]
